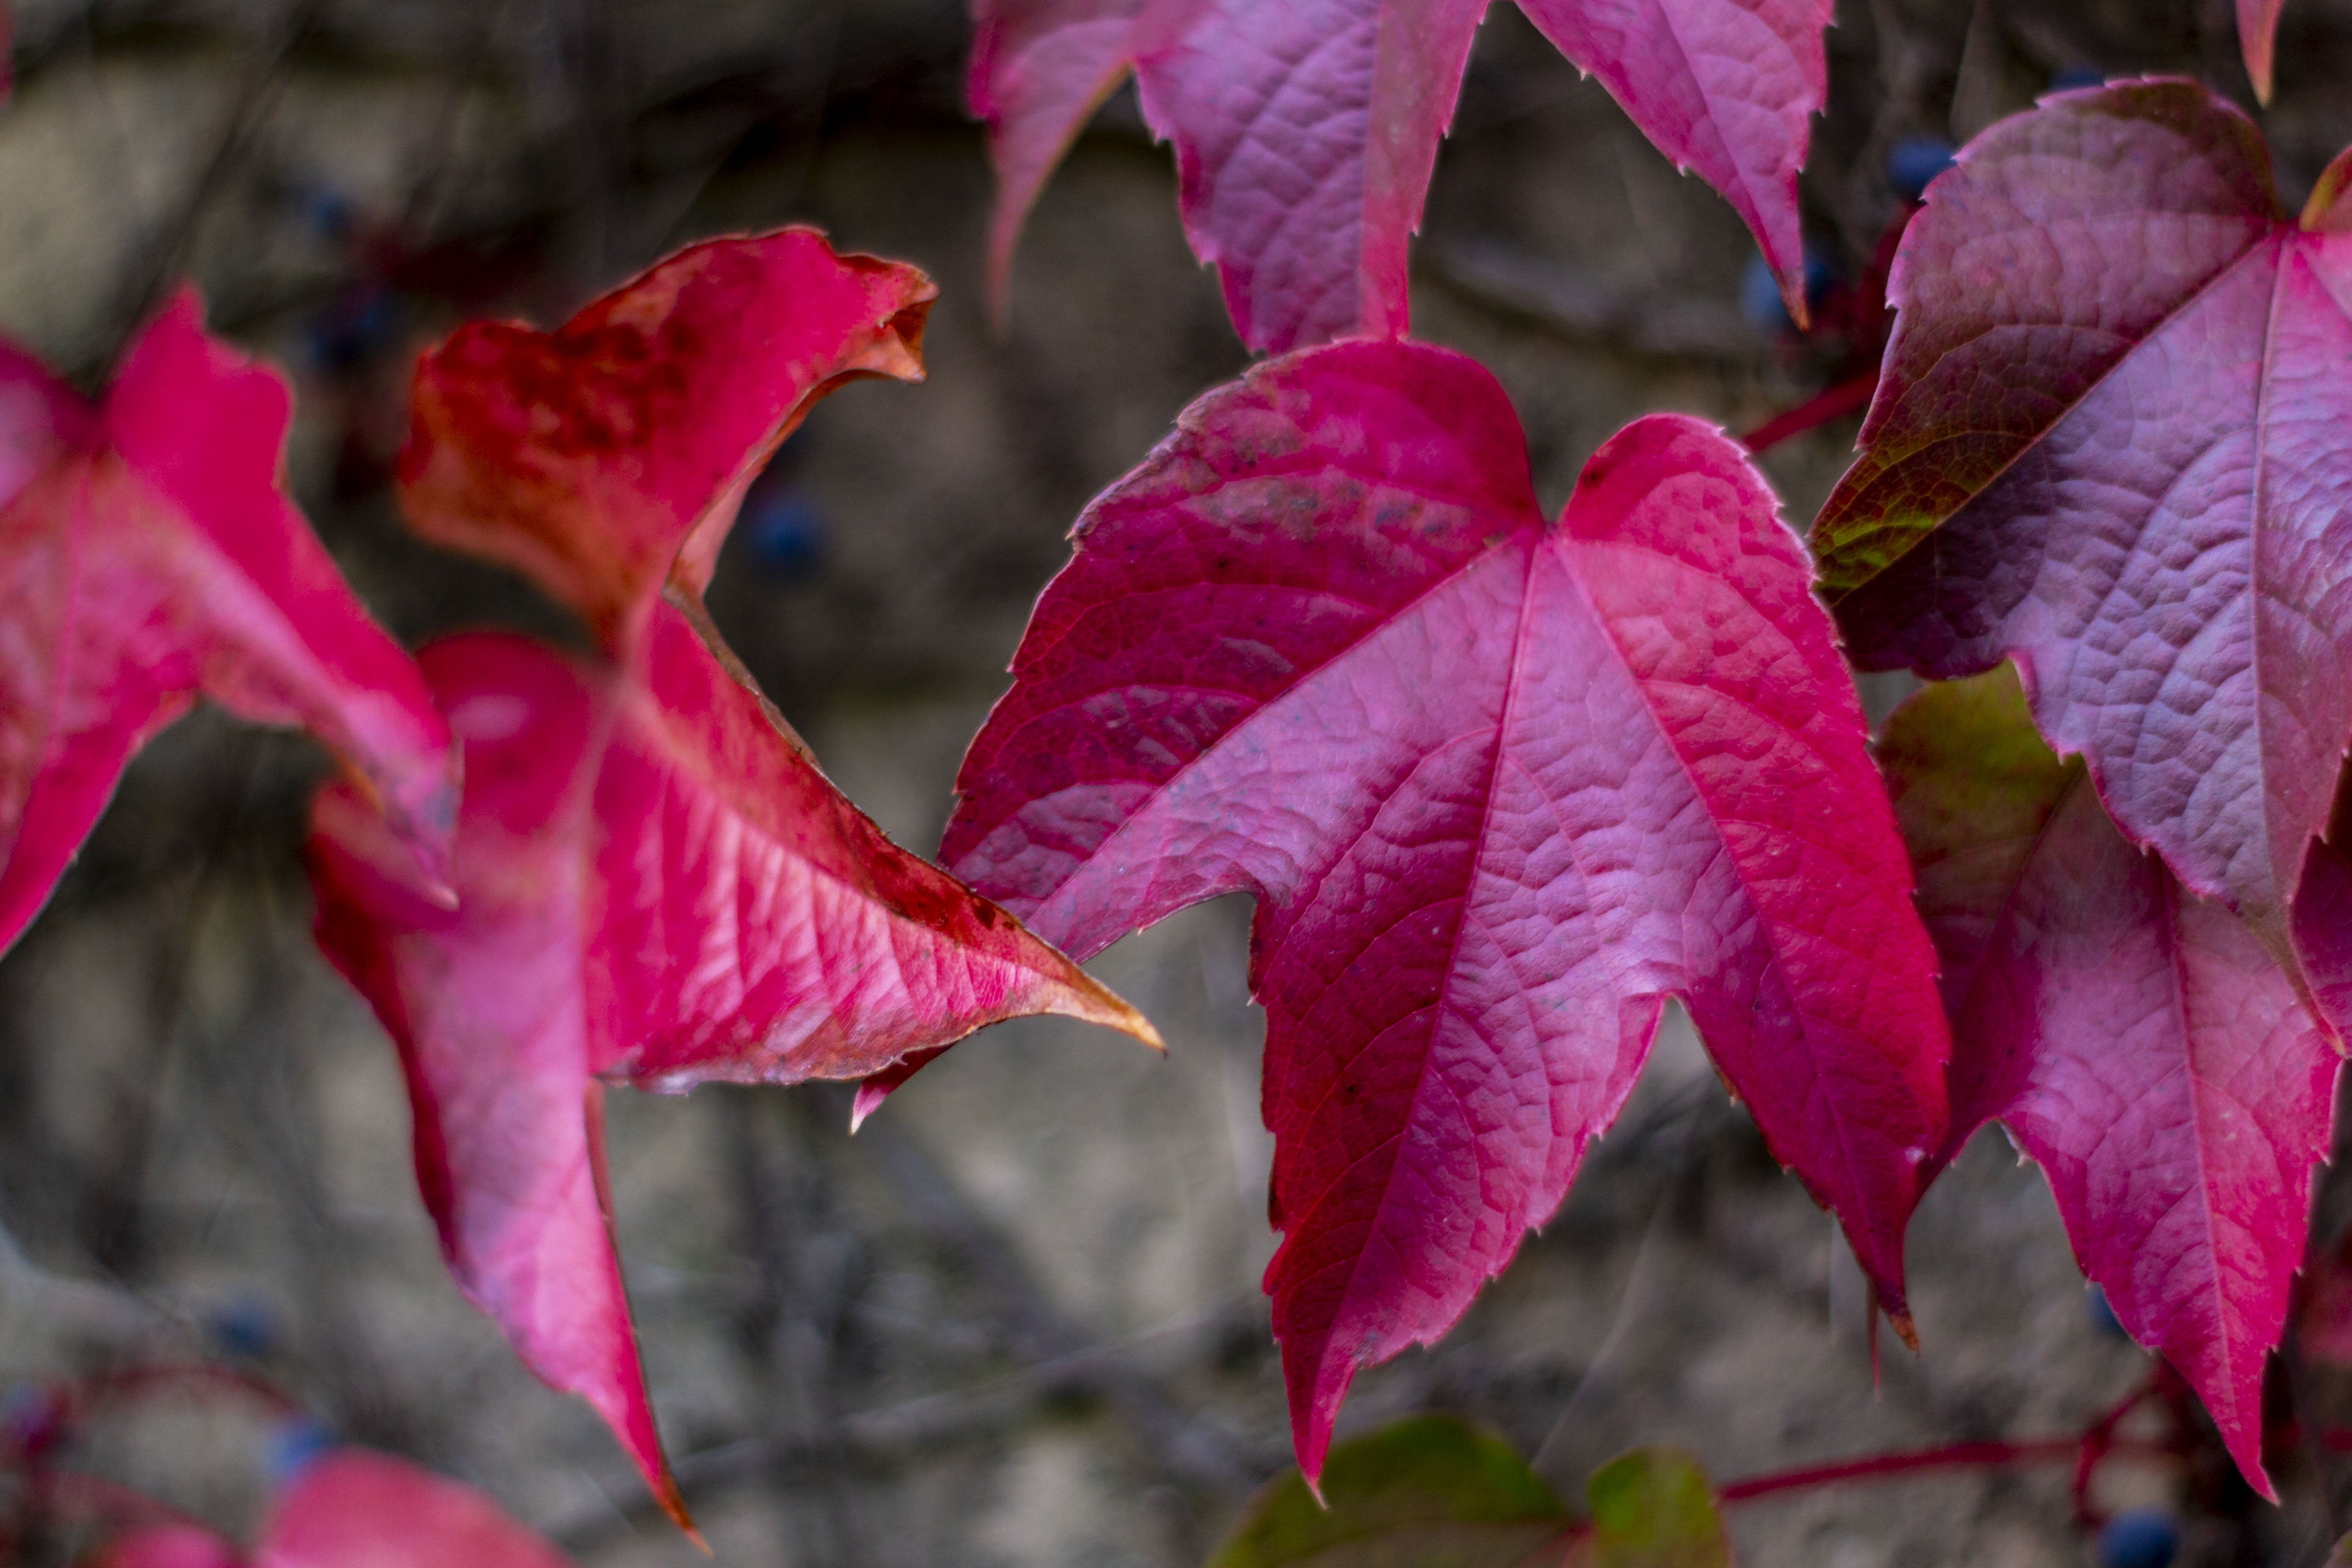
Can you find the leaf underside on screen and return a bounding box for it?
[971,0,1830,350]
[1883,665,2339,1494]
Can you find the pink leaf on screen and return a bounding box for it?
[943,339,1950,1481]
[1814,81,2352,960]
[0,291,456,955]
[971,0,1831,350]
[255,1451,571,1568]
[1515,0,1831,325]
[971,0,1166,317]
[2242,0,2286,102]
[1883,664,2340,1496]
[310,231,1156,1521]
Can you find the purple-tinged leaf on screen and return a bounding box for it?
[1516,0,1830,326]
[944,339,1949,1480]
[972,0,1832,350]
[1883,664,2340,1495]
[1814,81,2352,960]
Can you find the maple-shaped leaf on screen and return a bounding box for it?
[2242,0,2286,102]
[308,230,1156,1523]
[1812,81,2352,966]
[1882,664,2340,1494]
[942,339,1950,1480]
[98,1450,573,1567]
[0,292,455,955]
[973,0,1831,352]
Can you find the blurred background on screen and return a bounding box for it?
[6,1,2352,1563]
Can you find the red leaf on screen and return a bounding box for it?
[971,0,1830,350]
[397,230,932,655]
[255,1451,570,1568]
[2242,0,2286,102]
[0,292,456,954]
[1883,665,2339,1496]
[1812,81,2352,964]
[309,231,1156,1521]
[943,340,1950,1480]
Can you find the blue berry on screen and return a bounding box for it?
[2096,1507,2178,1568]
[1886,136,1956,202]
[2085,1284,2131,1340]
[744,486,828,581]
[266,1414,338,1487]
[2050,66,2108,92]
[208,1294,283,1360]
[1740,248,1838,334]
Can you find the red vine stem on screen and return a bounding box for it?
[1739,371,1879,454]
[1718,1436,2079,1502]
[1714,1376,2176,1523]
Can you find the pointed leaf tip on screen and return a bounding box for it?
[2242,0,2285,103]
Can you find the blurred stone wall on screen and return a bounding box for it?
[4,2,2352,1565]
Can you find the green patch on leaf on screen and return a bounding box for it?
[1570,1449,1730,1568]
[1205,1415,1570,1567]
[1204,1419,1732,1568]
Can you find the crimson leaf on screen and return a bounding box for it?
[308,231,1156,1521]
[972,0,1831,352]
[942,338,1950,1480]
[1882,664,2339,1494]
[1811,80,2352,969]
[0,291,456,954]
